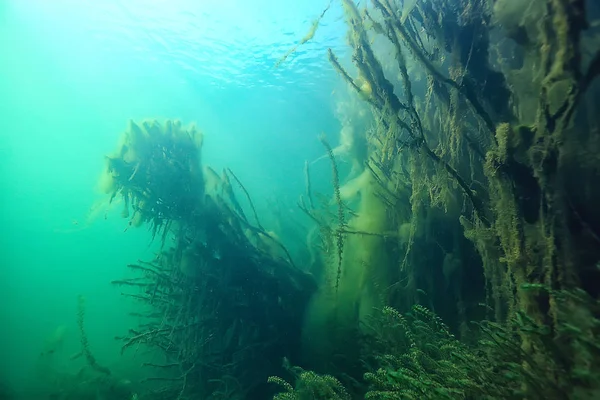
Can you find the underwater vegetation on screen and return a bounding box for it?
[273,289,600,399]
[29,0,600,399]
[271,0,600,399]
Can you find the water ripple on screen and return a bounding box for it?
[87,0,349,93]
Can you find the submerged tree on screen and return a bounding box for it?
[99,119,317,399]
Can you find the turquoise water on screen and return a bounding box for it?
[0,0,347,394]
[3,1,599,399]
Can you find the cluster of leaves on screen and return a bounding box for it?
[364,287,600,399]
[475,285,600,399]
[268,368,351,400]
[269,305,510,400]
[362,305,512,399]
[272,287,600,399]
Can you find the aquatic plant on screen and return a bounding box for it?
[362,305,509,399]
[268,362,351,400]
[474,285,600,399]
[273,288,599,399]
[269,373,350,400]
[76,295,111,376]
[319,134,346,294]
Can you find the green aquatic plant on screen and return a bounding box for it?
[475,285,600,399]
[319,134,346,294]
[76,295,111,376]
[362,305,510,400]
[283,293,599,399]
[269,366,351,400]
[363,290,600,399]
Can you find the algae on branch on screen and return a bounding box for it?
[295,0,600,398]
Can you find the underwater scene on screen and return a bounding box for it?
[2,0,600,399]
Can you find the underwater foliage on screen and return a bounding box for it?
[268,366,351,400]
[361,305,497,400]
[369,286,600,400]
[318,135,346,294]
[272,289,600,399]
